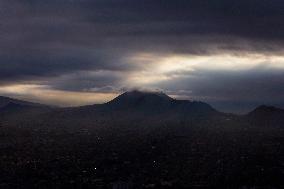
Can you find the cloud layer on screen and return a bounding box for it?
[1,0,284,112]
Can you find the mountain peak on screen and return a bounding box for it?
[248,105,284,120]
[111,90,173,103]
[103,90,217,116]
[250,105,284,114]
[0,95,48,109]
[122,90,173,100]
[105,90,174,110]
[247,105,284,127]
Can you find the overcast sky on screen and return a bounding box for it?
[1,0,284,113]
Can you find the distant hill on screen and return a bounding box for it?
[0,96,52,124]
[57,90,220,126]
[21,90,223,132]
[247,105,284,127]
[104,90,216,115]
[1,92,284,128]
[106,90,174,110]
[249,105,284,115]
[0,96,45,109]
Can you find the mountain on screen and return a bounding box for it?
[1,91,284,129]
[65,90,219,122]
[106,90,173,109]
[0,96,44,109]
[0,96,52,124]
[104,90,216,114]
[42,90,221,130]
[249,105,284,115]
[247,105,284,127]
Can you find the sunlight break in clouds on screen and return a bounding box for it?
[0,84,117,107]
[126,53,284,86]
[1,52,284,109]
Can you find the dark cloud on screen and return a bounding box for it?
[154,67,284,113]
[1,0,284,112]
[48,70,124,92]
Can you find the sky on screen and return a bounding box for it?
[1,0,284,113]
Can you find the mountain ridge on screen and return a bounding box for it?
[1,91,284,129]
[0,96,48,108]
[1,92,284,116]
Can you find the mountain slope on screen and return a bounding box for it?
[106,90,173,110]
[4,91,284,130]
[53,91,221,128]
[0,96,52,125]
[0,96,45,109]
[247,105,284,127]
[104,90,216,115]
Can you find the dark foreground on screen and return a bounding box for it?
[0,92,284,188]
[1,120,284,189]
